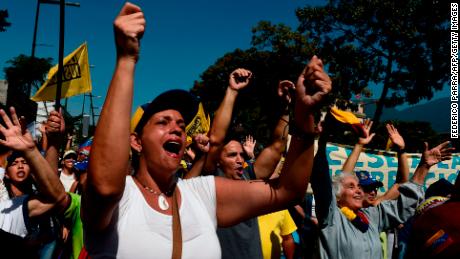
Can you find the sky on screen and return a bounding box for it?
[0,0,325,118]
[0,0,452,120]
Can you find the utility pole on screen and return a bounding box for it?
[31,0,80,58]
[30,0,80,99]
[54,0,65,111]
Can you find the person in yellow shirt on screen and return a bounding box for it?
[258,209,297,259]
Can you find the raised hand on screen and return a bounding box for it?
[294,55,332,133]
[422,141,455,167]
[194,134,210,153]
[358,119,375,145]
[46,109,65,138]
[0,107,35,152]
[242,135,256,159]
[278,80,295,106]
[114,2,146,61]
[295,56,332,109]
[386,123,405,150]
[229,68,252,91]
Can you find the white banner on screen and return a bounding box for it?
[326,143,460,193]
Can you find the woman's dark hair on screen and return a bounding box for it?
[6,151,25,167]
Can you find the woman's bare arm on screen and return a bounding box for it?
[82,2,145,231]
[216,56,331,226]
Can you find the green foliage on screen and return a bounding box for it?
[251,21,314,56]
[191,47,308,146]
[4,55,53,97]
[0,10,11,32]
[295,0,449,123]
[192,0,449,145]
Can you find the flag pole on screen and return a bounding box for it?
[55,0,65,110]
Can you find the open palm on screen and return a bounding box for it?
[0,107,35,152]
[243,135,256,156]
[358,119,375,145]
[422,141,454,167]
[386,124,405,149]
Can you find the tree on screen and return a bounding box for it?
[3,55,53,125]
[0,9,11,32]
[295,0,449,124]
[191,46,311,146]
[251,20,372,111]
[4,55,53,97]
[192,0,449,145]
[191,21,323,146]
[251,1,449,123]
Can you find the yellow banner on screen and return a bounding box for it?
[31,42,92,101]
[185,103,210,145]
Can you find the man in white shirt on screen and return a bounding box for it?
[0,108,68,241]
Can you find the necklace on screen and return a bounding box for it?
[340,207,369,233]
[135,176,177,211]
[142,185,170,211]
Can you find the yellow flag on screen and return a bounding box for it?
[185,103,210,146]
[31,42,92,101]
[385,137,393,151]
[330,107,361,125]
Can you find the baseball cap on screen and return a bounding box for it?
[131,90,199,134]
[355,170,383,191]
[63,150,77,160]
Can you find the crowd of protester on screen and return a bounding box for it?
[0,2,458,259]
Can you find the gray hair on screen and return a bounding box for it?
[332,172,359,200]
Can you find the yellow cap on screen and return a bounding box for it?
[130,106,145,133]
